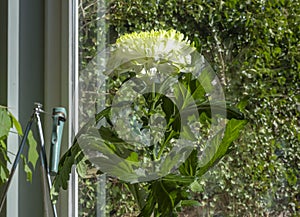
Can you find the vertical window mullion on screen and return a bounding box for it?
[7,0,20,215]
[68,0,79,216]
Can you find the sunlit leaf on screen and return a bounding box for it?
[27,130,39,169]
[0,108,11,138]
[9,112,23,136]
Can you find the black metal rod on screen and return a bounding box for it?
[36,111,58,217]
[0,112,35,212]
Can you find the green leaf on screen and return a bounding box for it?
[0,140,9,162]
[181,101,245,120]
[126,183,148,210]
[21,155,32,182]
[126,152,139,162]
[164,173,194,182]
[140,181,177,216]
[179,149,198,176]
[161,95,176,122]
[139,189,156,217]
[27,130,39,169]
[0,108,11,138]
[51,142,85,203]
[178,71,211,107]
[190,180,203,193]
[197,119,247,177]
[9,112,23,136]
[180,125,197,141]
[94,106,111,124]
[76,156,88,178]
[180,199,201,207]
[236,97,249,112]
[153,181,175,215]
[173,82,185,109]
[0,160,9,184]
[197,68,214,93]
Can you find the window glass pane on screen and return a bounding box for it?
[78,1,139,216]
[77,1,300,217]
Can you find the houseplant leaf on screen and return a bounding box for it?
[0,108,11,139]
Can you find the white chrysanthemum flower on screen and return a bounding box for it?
[105,29,196,77]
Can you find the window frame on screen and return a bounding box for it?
[0,0,78,216]
[45,1,79,216]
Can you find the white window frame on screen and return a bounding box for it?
[7,0,20,215]
[45,1,78,217]
[2,0,78,216]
